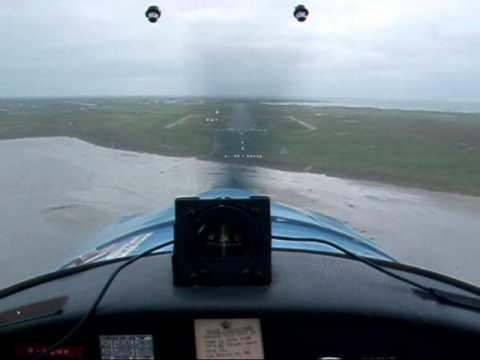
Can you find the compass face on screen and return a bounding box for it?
[195,220,249,259]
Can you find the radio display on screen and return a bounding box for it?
[99,335,154,360]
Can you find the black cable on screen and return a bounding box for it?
[30,234,479,359]
[272,235,470,307]
[34,241,173,360]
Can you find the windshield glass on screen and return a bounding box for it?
[1,1,479,289]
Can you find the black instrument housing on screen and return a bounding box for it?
[172,196,271,286]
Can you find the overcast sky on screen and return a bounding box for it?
[1,0,479,101]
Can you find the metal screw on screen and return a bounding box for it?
[221,320,231,330]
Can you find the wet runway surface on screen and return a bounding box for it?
[1,136,480,290]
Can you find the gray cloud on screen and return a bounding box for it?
[1,0,479,101]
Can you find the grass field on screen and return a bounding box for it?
[250,103,480,195]
[1,97,480,195]
[0,97,228,156]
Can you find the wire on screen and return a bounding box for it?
[32,233,479,359]
[34,241,173,360]
[271,235,460,305]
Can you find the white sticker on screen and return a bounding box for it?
[194,319,264,360]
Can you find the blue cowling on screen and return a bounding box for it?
[62,188,395,269]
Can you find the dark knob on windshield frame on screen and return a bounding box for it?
[294,5,309,22]
[145,5,162,23]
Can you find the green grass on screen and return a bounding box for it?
[0,98,228,156]
[250,104,480,195]
[1,98,480,195]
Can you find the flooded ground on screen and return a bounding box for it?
[1,137,480,289]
